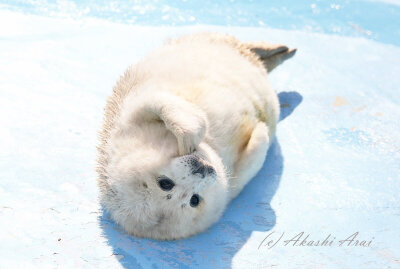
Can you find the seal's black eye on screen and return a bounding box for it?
[190,194,200,207]
[157,176,175,191]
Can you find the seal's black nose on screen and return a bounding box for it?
[192,164,207,178]
[188,156,215,178]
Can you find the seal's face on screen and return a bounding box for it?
[102,131,228,239]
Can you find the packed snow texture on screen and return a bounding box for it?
[0,5,399,269]
[1,0,400,45]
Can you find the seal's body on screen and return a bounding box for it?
[97,33,295,239]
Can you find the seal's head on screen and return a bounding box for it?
[98,124,228,239]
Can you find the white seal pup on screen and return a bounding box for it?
[97,33,295,240]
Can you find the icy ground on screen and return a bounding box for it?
[1,0,400,45]
[0,6,400,269]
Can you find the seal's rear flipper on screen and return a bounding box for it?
[245,42,297,72]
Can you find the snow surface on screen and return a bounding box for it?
[0,6,400,269]
[1,0,400,45]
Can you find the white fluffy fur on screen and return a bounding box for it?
[97,33,295,240]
